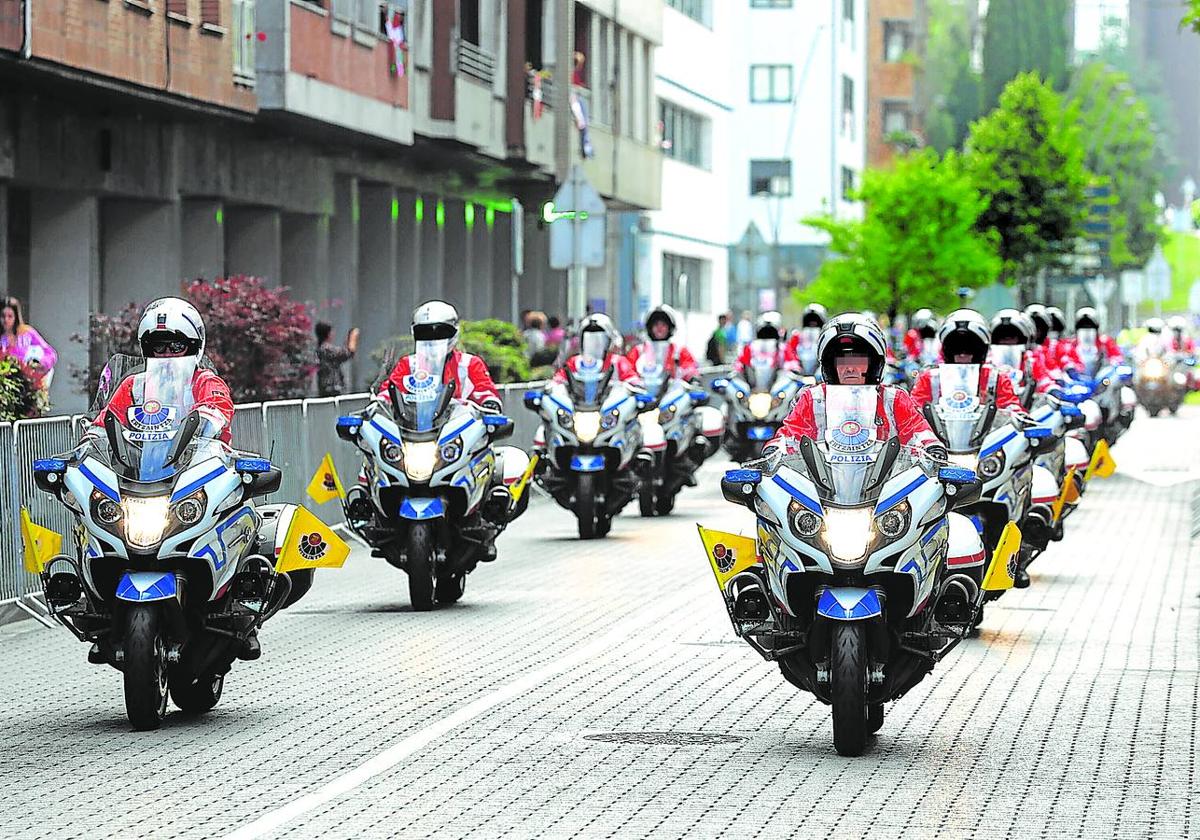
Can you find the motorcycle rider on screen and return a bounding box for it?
[787,303,827,359]
[1072,307,1123,366]
[1167,315,1196,354]
[626,305,699,384]
[378,300,502,413]
[910,309,1029,415]
[553,313,641,385]
[1026,303,1081,374]
[763,314,945,457]
[988,309,1055,405]
[732,311,800,374]
[903,308,940,362]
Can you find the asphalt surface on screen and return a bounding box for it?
[1,407,1197,839]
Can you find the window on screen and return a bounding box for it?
[883,102,912,134]
[842,0,855,46]
[841,167,856,202]
[666,0,710,26]
[460,0,479,44]
[841,75,855,138]
[750,64,792,103]
[883,20,911,62]
[232,0,256,80]
[659,100,711,169]
[750,0,791,6]
[662,253,711,313]
[749,159,792,196]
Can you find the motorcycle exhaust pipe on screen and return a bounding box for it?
[45,571,84,608]
[934,574,979,626]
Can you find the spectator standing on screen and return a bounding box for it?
[523,312,547,357]
[315,322,360,397]
[0,296,58,389]
[545,315,566,347]
[735,310,754,350]
[706,313,729,365]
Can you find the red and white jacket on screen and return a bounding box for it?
[1168,335,1196,354]
[767,384,939,452]
[378,350,501,411]
[1043,338,1082,373]
[732,343,800,375]
[903,330,940,363]
[626,341,699,383]
[93,369,235,445]
[910,364,1025,413]
[1071,334,1124,365]
[552,353,642,386]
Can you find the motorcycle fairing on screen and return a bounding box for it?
[570,454,605,472]
[115,571,178,603]
[399,497,445,520]
[816,587,882,621]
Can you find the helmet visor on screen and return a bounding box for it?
[581,330,611,361]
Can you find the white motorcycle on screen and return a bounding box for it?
[701,385,1010,756]
[338,347,530,610]
[525,357,649,539]
[713,340,803,461]
[31,355,334,730]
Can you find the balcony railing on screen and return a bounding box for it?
[456,39,496,86]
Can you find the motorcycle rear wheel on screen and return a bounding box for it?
[577,473,600,539]
[170,671,224,714]
[407,523,436,611]
[655,490,676,516]
[830,621,870,757]
[123,605,169,731]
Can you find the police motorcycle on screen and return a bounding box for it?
[1071,315,1135,442]
[31,355,335,730]
[631,343,723,517]
[922,364,1053,599]
[700,385,1012,756]
[1134,331,1189,417]
[337,346,530,610]
[712,340,804,462]
[525,355,649,539]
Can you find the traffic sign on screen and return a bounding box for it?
[1120,270,1144,306]
[549,165,606,270]
[1144,246,1172,302]
[1085,275,1115,308]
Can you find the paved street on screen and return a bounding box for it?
[1,409,1197,839]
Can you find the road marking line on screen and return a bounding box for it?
[220,595,694,840]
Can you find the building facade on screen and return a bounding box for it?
[0,0,663,411]
[866,0,925,169]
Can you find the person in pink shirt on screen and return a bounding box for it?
[0,296,57,388]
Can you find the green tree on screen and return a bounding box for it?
[801,150,1001,321]
[1068,63,1163,269]
[981,0,1070,111]
[1186,1,1200,33]
[962,73,1088,288]
[922,0,982,152]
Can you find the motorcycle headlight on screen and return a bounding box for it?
[173,490,206,527]
[823,506,874,566]
[402,440,438,482]
[875,501,910,540]
[979,450,1005,479]
[948,453,977,471]
[1144,359,1167,378]
[382,441,404,466]
[575,411,601,443]
[122,496,171,549]
[788,500,822,539]
[557,409,574,429]
[749,393,773,419]
[92,490,122,526]
[440,439,462,464]
[601,409,620,430]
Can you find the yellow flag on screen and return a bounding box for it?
[1051,467,1081,523]
[697,525,760,590]
[306,453,345,505]
[509,453,539,503]
[275,505,351,574]
[20,508,62,575]
[1084,439,1116,481]
[982,522,1021,592]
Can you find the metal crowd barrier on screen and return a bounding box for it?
[0,366,730,613]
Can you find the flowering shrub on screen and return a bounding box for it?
[74,276,316,403]
[0,354,50,420]
[371,320,534,385]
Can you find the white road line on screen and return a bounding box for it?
[220,592,697,840]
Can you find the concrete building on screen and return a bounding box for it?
[725,0,867,319]
[866,0,925,169]
[0,0,664,411]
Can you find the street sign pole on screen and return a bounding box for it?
[510,198,524,327]
[548,164,607,322]
[570,173,586,321]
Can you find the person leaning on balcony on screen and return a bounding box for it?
[315,321,360,398]
[1,296,58,390]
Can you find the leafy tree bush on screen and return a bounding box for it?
[0,355,50,420]
[371,319,535,385]
[803,149,1001,321]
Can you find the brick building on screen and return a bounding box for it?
[866,0,925,169]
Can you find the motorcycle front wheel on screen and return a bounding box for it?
[123,605,169,731]
[577,473,600,539]
[830,621,870,756]
[407,523,436,611]
[638,481,655,517]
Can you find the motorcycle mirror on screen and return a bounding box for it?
[711,378,729,393]
[689,389,709,405]
[336,415,362,441]
[720,468,762,509]
[483,414,515,441]
[242,464,282,497]
[523,390,543,412]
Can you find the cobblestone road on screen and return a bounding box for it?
[0,409,1196,839]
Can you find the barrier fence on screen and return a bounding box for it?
[0,368,729,611]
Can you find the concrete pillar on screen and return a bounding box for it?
[329,177,361,386]
[442,198,468,314]
[281,212,329,308]
[417,194,443,305]
[100,198,182,312]
[394,189,420,322]
[224,206,282,283]
[491,210,514,323]
[30,190,100,414]
[0,183,7,294]
[3,187,31,306]
[356,184,399,371]
[181,199,226,282]
[469,204,494,318]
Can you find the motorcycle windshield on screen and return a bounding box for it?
[988,345,1024,373]
[748,340,778,391]
[820,385,883,505]
[397,341,453,433]
[124,357,198,482]
[933,364,984,453]
[1076,342,1102,376]
[636,342,670,400]
[568,356,612,409]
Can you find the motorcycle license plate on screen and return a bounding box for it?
[747,426,773,441]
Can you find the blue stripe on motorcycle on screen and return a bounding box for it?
[439,418,475,445]
[981,430,1017,457]
[171,466,226,502]
[771,474,822,514]
[602,394,633,413]
[368,419,403,446]
[658,393,684,412]
[79,463,119,502]
[545,395,574,415]
[876,475,927,514]
[115,571,177,603]
[816,587,882,621]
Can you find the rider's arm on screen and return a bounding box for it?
[90,377,135,436]
[552,358,573,385]
[376,357,411,400]
[993,372,1025,412]
[676,347,700,382]
[892,389,940,449]
[765,387,818,455]
[192,371,235,443]
[909,370,933,407]
[779,346,801,372]
[732,344,750,373]
[465,354,503,413]
[613,355,643,388]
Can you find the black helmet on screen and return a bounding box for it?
[817,313,888,385]
[1075,307,1100,331]
[938,309,991,364]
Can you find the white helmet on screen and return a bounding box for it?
[412,300,460,348]
[938,308,991,364]
[817,313,888,384]
[579,313,620,359]
[1145,317,1164,335]
[756,311,784,341]
[138,297,205,359]
[1167,315,1188,333]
